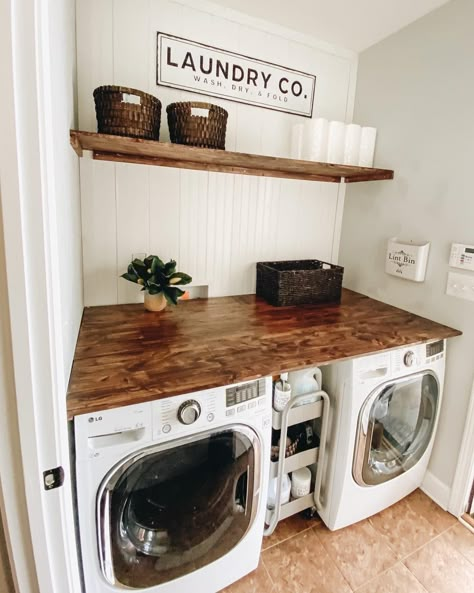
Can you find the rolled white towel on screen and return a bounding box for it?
[359,126,377,167]
[344,123,362,165]
[302,117,328,162]
[327,120,346,164]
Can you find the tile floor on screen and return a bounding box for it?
[220,490,474,593]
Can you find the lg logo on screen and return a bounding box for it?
[88,416,103,423]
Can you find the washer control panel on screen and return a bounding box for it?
[425,340,445,363]
[391,345,424,374]
[76,378,272,459]
[153,377,270,439]
[177,399,201,425]
[226,378,266,407]
[403,351,416,367]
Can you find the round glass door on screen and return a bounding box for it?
[97,426,260,588]
[353,371,439,486]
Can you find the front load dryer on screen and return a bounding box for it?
[74,377,272,593]
[319,341,446,530]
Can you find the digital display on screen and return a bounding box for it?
[226,379,265,407]
[426,340,444,357]
[466,248,474,254]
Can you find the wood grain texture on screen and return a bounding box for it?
[67,289,461,418]
[93,151,342,183]
[70,130,394,184]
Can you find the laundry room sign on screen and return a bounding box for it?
[156,33,316,117]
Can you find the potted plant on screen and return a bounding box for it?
[121,255,192,311]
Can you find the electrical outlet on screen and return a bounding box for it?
[446,271,474,302]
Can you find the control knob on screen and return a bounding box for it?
[177,400,201,425]
[404,351,416,367]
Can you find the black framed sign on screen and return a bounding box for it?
[157,33,316,117]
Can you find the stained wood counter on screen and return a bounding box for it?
[67,289,461,418]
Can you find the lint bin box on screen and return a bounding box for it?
[385,238,430,282]
[256,260,344,307]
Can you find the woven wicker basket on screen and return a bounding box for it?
[166,102,228,149]
[93,85,161,140]
[256,260,344,307]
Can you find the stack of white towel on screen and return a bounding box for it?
[290,118,377,167]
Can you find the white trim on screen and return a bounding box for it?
[0,234,33,593]
[0,1,81,593]
[421,469,451,511]
[172,0,358,60]
[0,2,41,592]
[459,515,474,534]
[35,2,82,589]
[449,378,474,516]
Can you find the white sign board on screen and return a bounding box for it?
[156,33,316,117]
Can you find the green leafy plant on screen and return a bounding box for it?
[121,255,192,305]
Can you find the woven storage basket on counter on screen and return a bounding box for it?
[166,102,228,149]
[256,260,344,307]
[93,86,162,140]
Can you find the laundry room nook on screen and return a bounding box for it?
[1,2,474,593]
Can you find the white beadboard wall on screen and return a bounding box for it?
[77,0,358,305]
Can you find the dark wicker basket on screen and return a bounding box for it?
[93,85,161,140]
[256,260,344,307]
[166,102,228,149]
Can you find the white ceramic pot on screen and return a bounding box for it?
[144,291,167,312]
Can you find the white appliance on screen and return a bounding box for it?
[319,341,446,530]
[74,377,272,593]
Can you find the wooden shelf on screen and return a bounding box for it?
[70,130,394,184]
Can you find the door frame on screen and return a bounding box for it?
[449,378,474,516]
[0,1,82,592]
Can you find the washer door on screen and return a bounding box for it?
[353,371,439,486]
[97,425,260,588]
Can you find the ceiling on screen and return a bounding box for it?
[212,0,451,52]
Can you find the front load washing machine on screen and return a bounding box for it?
[319,340,446,530]
[74,377,272,593]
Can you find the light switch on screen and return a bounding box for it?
[446,271,474,302]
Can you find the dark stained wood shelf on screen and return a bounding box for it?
[67,289,460,418]
[70,130,394,184]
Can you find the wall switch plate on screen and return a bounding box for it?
[446,271,474,302]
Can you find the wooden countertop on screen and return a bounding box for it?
[67,289,461,418]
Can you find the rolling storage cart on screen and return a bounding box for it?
[264,389,330,536]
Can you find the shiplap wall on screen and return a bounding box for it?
[77,0,357,305]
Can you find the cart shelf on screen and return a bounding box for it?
[270,446,319,478]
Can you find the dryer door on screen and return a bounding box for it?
[353,371,439,486]
[97,425,260,588]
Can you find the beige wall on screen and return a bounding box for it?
[340,0,474,500]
